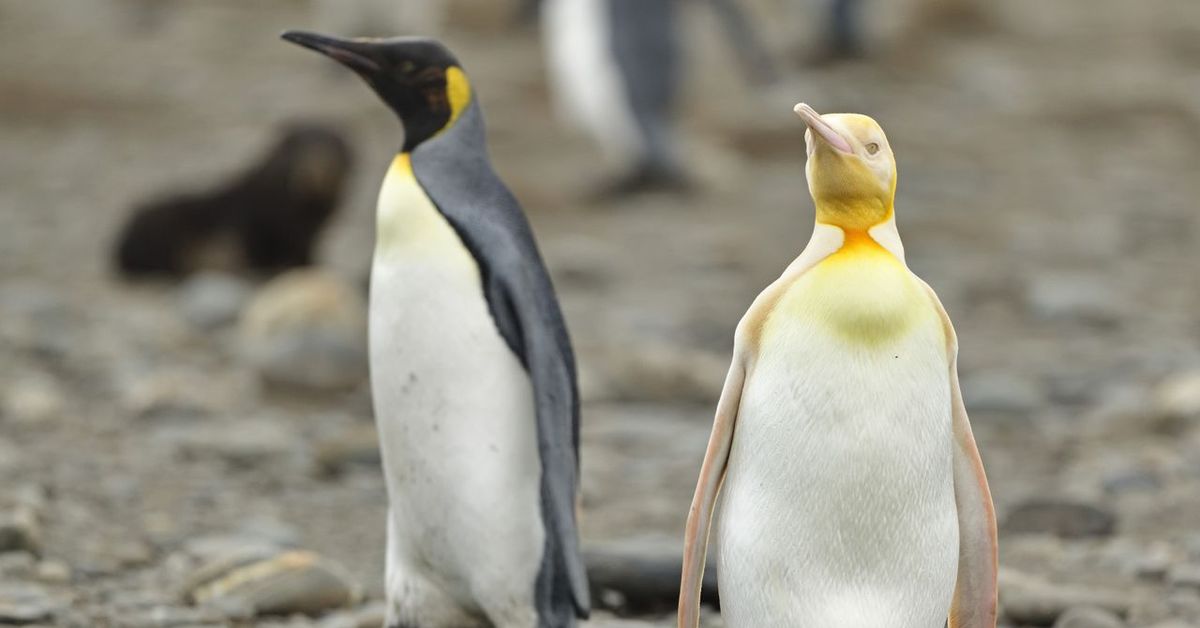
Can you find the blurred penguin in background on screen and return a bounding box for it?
[114,124,353,279]
[542,0,776,199]
[543,0,688,198]
[793,0,987,65]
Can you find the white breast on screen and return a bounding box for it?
[541,0,643,165]
[717,260,959,627]
[369,156,543,626]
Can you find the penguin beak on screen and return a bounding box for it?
[794,103,853,155]
[281,30,384,75]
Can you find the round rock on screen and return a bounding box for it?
[1053,606,1126,628]
[238,269,367,392]
[177,272,253,330]
[1002,499,1117,539]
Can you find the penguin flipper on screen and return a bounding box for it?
[491,267,591,622]
[921,283,999,628]
[947,364,999,628]
[679,356,745,628]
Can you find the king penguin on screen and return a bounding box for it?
[677,104,998,627]
[541,0,687,196]
[281,32,590,628]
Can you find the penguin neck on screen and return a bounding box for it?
[813,208,906,264]
[406,97,488,160]
[813,197,893,231]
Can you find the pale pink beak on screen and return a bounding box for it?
[794,103,853,155]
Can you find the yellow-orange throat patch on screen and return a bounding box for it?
[769,230,935,346]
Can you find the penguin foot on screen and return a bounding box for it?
[587,167,694,203]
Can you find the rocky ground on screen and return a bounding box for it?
[2,0,1200,626]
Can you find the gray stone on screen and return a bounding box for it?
[0,440,21,476]
[2,375,64,425]
[0,506,42,557]
[1025,272,1123,324]
[1101,467,1161,495]
[1127,542,1174,581]
[177,272,253,330]
[0,582,62,624]
[0,282,75,359]
[1168,563,1200,590]
[33,561,70,585]
[1002,499,1117,538]
[316,602,386,628]
[962,369,1044,415]
[1153,370,1200,426]
[587,343,726,404]
[1052,606,1126,628]
[0,553,35,579]
[121,370,217,422]
[156,418,303,470]
[186,549,358,617]
[313,425,380,477]
[1000,569,1131,625]
[238,270,367,392]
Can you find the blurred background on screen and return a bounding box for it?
[2,0,1200,626]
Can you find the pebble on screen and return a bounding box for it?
[238,270,368,392]
[962,369,1044,415]
[122,370,218,421]
[156,418,303,470]
[177,272,253,330]
[1153,370,1200,425]
[0,582,62,624]
[1024,272,1123,325]
[313,425,380,477]
[1101,467,1161,495]
[1052,606,1126,628]
[1168,563,1200,590]
[33,560,70,585]
[0,440,21,475]
[2,375,64,426]
[588,343,726,403]
[1127,542,1174,581]
[1002,499,1117,539]
[0,553,35,579]
[0,505,42,557]
[0,282,74,359]
[1000,569,1132,625]
[316,602,386,628]
[186,549,358,617]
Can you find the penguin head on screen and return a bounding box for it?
[794,103,897,229]
[282,31,471,153]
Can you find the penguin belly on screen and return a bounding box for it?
[717,252,959,628]
[369,156,544,628]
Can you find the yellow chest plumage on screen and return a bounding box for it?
[767,231,939,347]
[375,153,475,273]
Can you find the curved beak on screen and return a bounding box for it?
[281,30,383,75]
[794,103,853,154]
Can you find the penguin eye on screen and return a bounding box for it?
[865,142,881,155]
[401,61,416,74]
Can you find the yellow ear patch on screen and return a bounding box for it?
[444,66,471,130]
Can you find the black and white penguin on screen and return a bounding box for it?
[282,31,590,628]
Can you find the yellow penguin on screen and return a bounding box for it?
[677,104,997,627]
